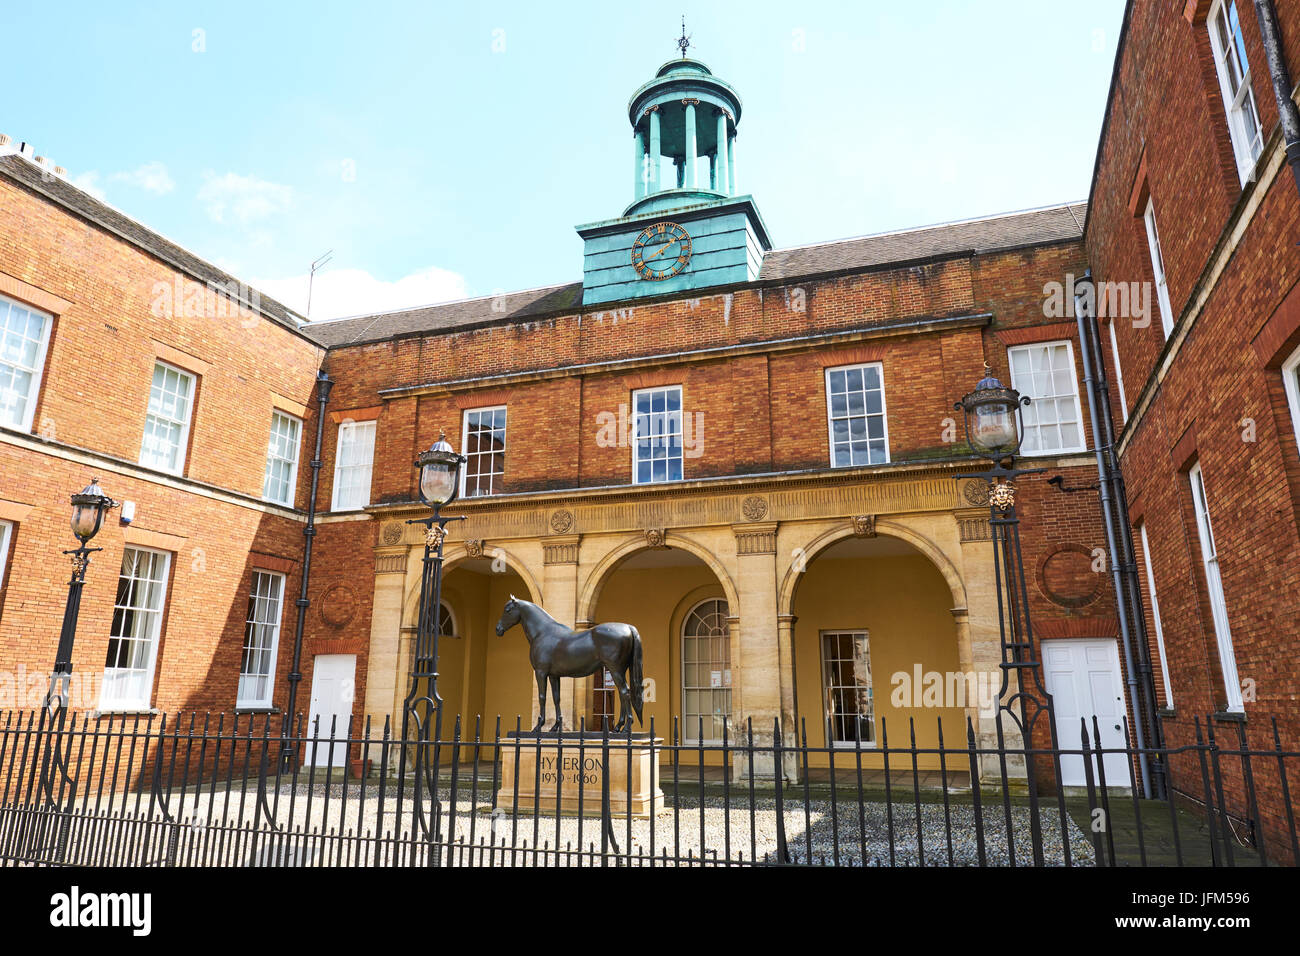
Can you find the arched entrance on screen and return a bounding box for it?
[787,530,971,774]
[582,539,737,752]
[402,550,540,728]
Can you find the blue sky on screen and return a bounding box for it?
[2,1,1125,320]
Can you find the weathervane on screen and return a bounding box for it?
[677,16,691,58]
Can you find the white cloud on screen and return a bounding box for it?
[69,170,106,201]
[111,160,174,194]
[197,171,293,225]
[252,265,469,321]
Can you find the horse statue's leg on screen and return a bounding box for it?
[535,671,547,731]
[548,676,563,733]
[608,669,631,732]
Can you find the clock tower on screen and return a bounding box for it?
[576,51,772,305]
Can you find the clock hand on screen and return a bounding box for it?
[646,238,678,261]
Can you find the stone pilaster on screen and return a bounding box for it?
[541,535,581,729]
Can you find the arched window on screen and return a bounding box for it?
[681,598,731,743]
[438,601,457,639]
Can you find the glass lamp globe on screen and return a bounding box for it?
[416,433,465,508]
[70,478,113,542]
[957,369,1026,460]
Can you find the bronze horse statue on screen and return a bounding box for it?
[495,595,644,733]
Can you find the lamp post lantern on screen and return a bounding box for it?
[955,367,1059,867]
[397,431,466,858]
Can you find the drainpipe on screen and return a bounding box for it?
[1254,0,1300,195]
[1072,273,1159,798]
[281,369,334,767]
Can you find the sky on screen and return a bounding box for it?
[1,1,1127,321]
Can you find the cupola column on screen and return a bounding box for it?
[715,109,730,194]
[727,128,736,194]
[634,126,647,199]
[683,99,698,188]
[647,106,661,194]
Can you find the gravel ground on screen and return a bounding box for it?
[24,782,1095,867]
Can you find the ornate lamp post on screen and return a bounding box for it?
[34,479,116,830]
[955,367,1057,866]
[48,478,117,715]
[398,432,465,853]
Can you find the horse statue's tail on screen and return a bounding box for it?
[630,627,645,725]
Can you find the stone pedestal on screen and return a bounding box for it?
[496,733,664,818]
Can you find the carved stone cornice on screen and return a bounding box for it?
[733,521,777,555]
[543,534,581,565]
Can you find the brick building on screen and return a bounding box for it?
[0,36,1244,801]
[1081,0,1300,854]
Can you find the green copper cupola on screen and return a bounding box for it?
[577,39,772,306]
[627,58,742,216]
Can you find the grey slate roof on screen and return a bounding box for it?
[0,154,308,337]
[307,201,1086,348]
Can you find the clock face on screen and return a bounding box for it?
[631,221,692,281]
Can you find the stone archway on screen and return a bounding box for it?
[578,533,738,753]
[578,531,739,626]
[778,519,977,778]
[778,518,967,620]
[397,546,542,729]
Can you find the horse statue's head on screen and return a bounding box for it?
[495,594,524,636]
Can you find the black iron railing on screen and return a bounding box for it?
[0,709,1294,867]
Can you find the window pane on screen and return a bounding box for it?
[682,599,731,742]
[822,631,874,745]
[632,387,684,484]
[1007,343,1083,455]
[101,548,170,709]
[826,363,888,467]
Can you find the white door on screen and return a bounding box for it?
[304,654,355,767]
[1043,639,1132,787]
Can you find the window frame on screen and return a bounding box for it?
[1282,342,1300,457]
[330,419,376,511]
[0,292,54,434]
[99,545,172,712]
[680,597,732,744]
[631,384,685,485]
[1137,522,1174,708]
[1006,340,1087,456]
[1188,462,1243,712]
[460,404,507,499]
[1207,0,1265,185]
[237,570,286,709]
[1143,199,1175,339]
[1107,319,1129,425]
[823,361,890,469]
[139,359,197,476]
[0,519,12,609]
[262,409,303,507]
[819,630,876,749]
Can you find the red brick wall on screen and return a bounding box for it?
[1086,0,1300,858]
[0,172,328,719]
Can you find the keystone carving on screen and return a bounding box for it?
[645,528,667,549]
[465,539,485,559]
[851,514,877,538]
